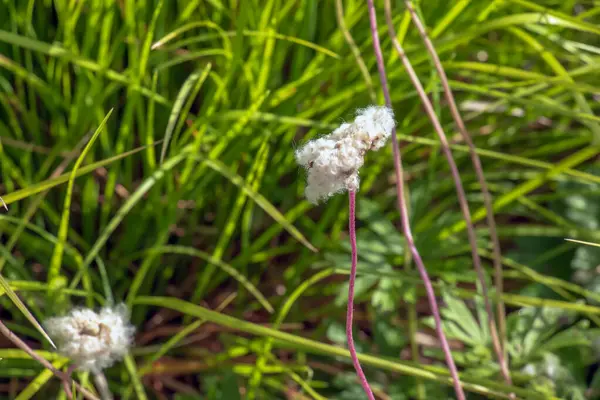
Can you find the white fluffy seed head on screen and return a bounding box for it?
[295,106,395,203]
[44,304,135,372]
[353,106,395,150]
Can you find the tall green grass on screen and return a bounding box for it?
[0,0,599,398]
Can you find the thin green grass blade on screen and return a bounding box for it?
[124,353,147,400]
[0,274,56,348]
[136,292,236,379]
[0,132,91,276]
[0,30,169,106]
[242,30,339,59]
[145,245,273,313]
[145,71,159,171]
[151,21,231,51]
[95,256,114,306]
[72,153,187,291]
[565,238,600,248]
[430,0,470,38]
[138,319,205,376]
[159,65,211,164]
[249,268,334,396]
[171,64,212,150]
[201,157,317,252]
[138,0,163,79]
[1,145,153,205]
[0,280,102,302]
[48,109,112,284]
[333,266,600,317]
[133,296,554,400]
[15,358,69,400]
[507,27,600,141]
[441,146,600,238]
[506,0,600,35]
[0,55,65,109]
[194,139,271,303]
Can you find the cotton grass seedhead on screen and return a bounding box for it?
[45,304,135,372]
[295,106,395,203]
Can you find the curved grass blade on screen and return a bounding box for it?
[48,109,112,284]
[194,139,271,302]
[159,65,211,164]
[145,245,273,313]
[0,30,169,106]
[124,354,147,400]
[152,21,232,52]
[135,292,236,378]
[15,358,69,400]
[134,296,554,400]
[507,27,600,141]
[1,144,153,205]
[333,267,600,316]
[159,29,338,59]
[441,146,600,238]
[200,157,317,252]
[0,280,103,303]
[0,274,56,348]
[506,0,600,36]
[249,268,334,396]
[72,153,187,291]
[565,238,600,248]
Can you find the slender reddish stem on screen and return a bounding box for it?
[366,2,466,399]
[0,320,99,400]
[380,0,510,388]
[62,364,76,399]
[402,1,510,386]
[347,191,376,400]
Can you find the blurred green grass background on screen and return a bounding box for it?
[1,0,600,398]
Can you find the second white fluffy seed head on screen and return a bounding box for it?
[44,304,135,372]
[295,106,395,203]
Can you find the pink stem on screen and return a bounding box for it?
[347,191,376,400]
[0,320,99,400]
[402,1,510,385]
[366,2,466,399]
[62,364,77,399]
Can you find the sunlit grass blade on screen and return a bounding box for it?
[441,146,600,238]
[0,279,102,303]
[134,296,554,400]
[123,354,147,400]
[159,65,211,164]
[564,238,600,248]
[15,358,69,400]
[71,153,187,291]
[144,245,273,313]
[201,158,317,253]
[506,0,600,35]
[249,268,334,396]
[0,30,169,106]
[0,275,56,348]
[48,109,112,286]
[194,138,271,302]
[1,145,154,205]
